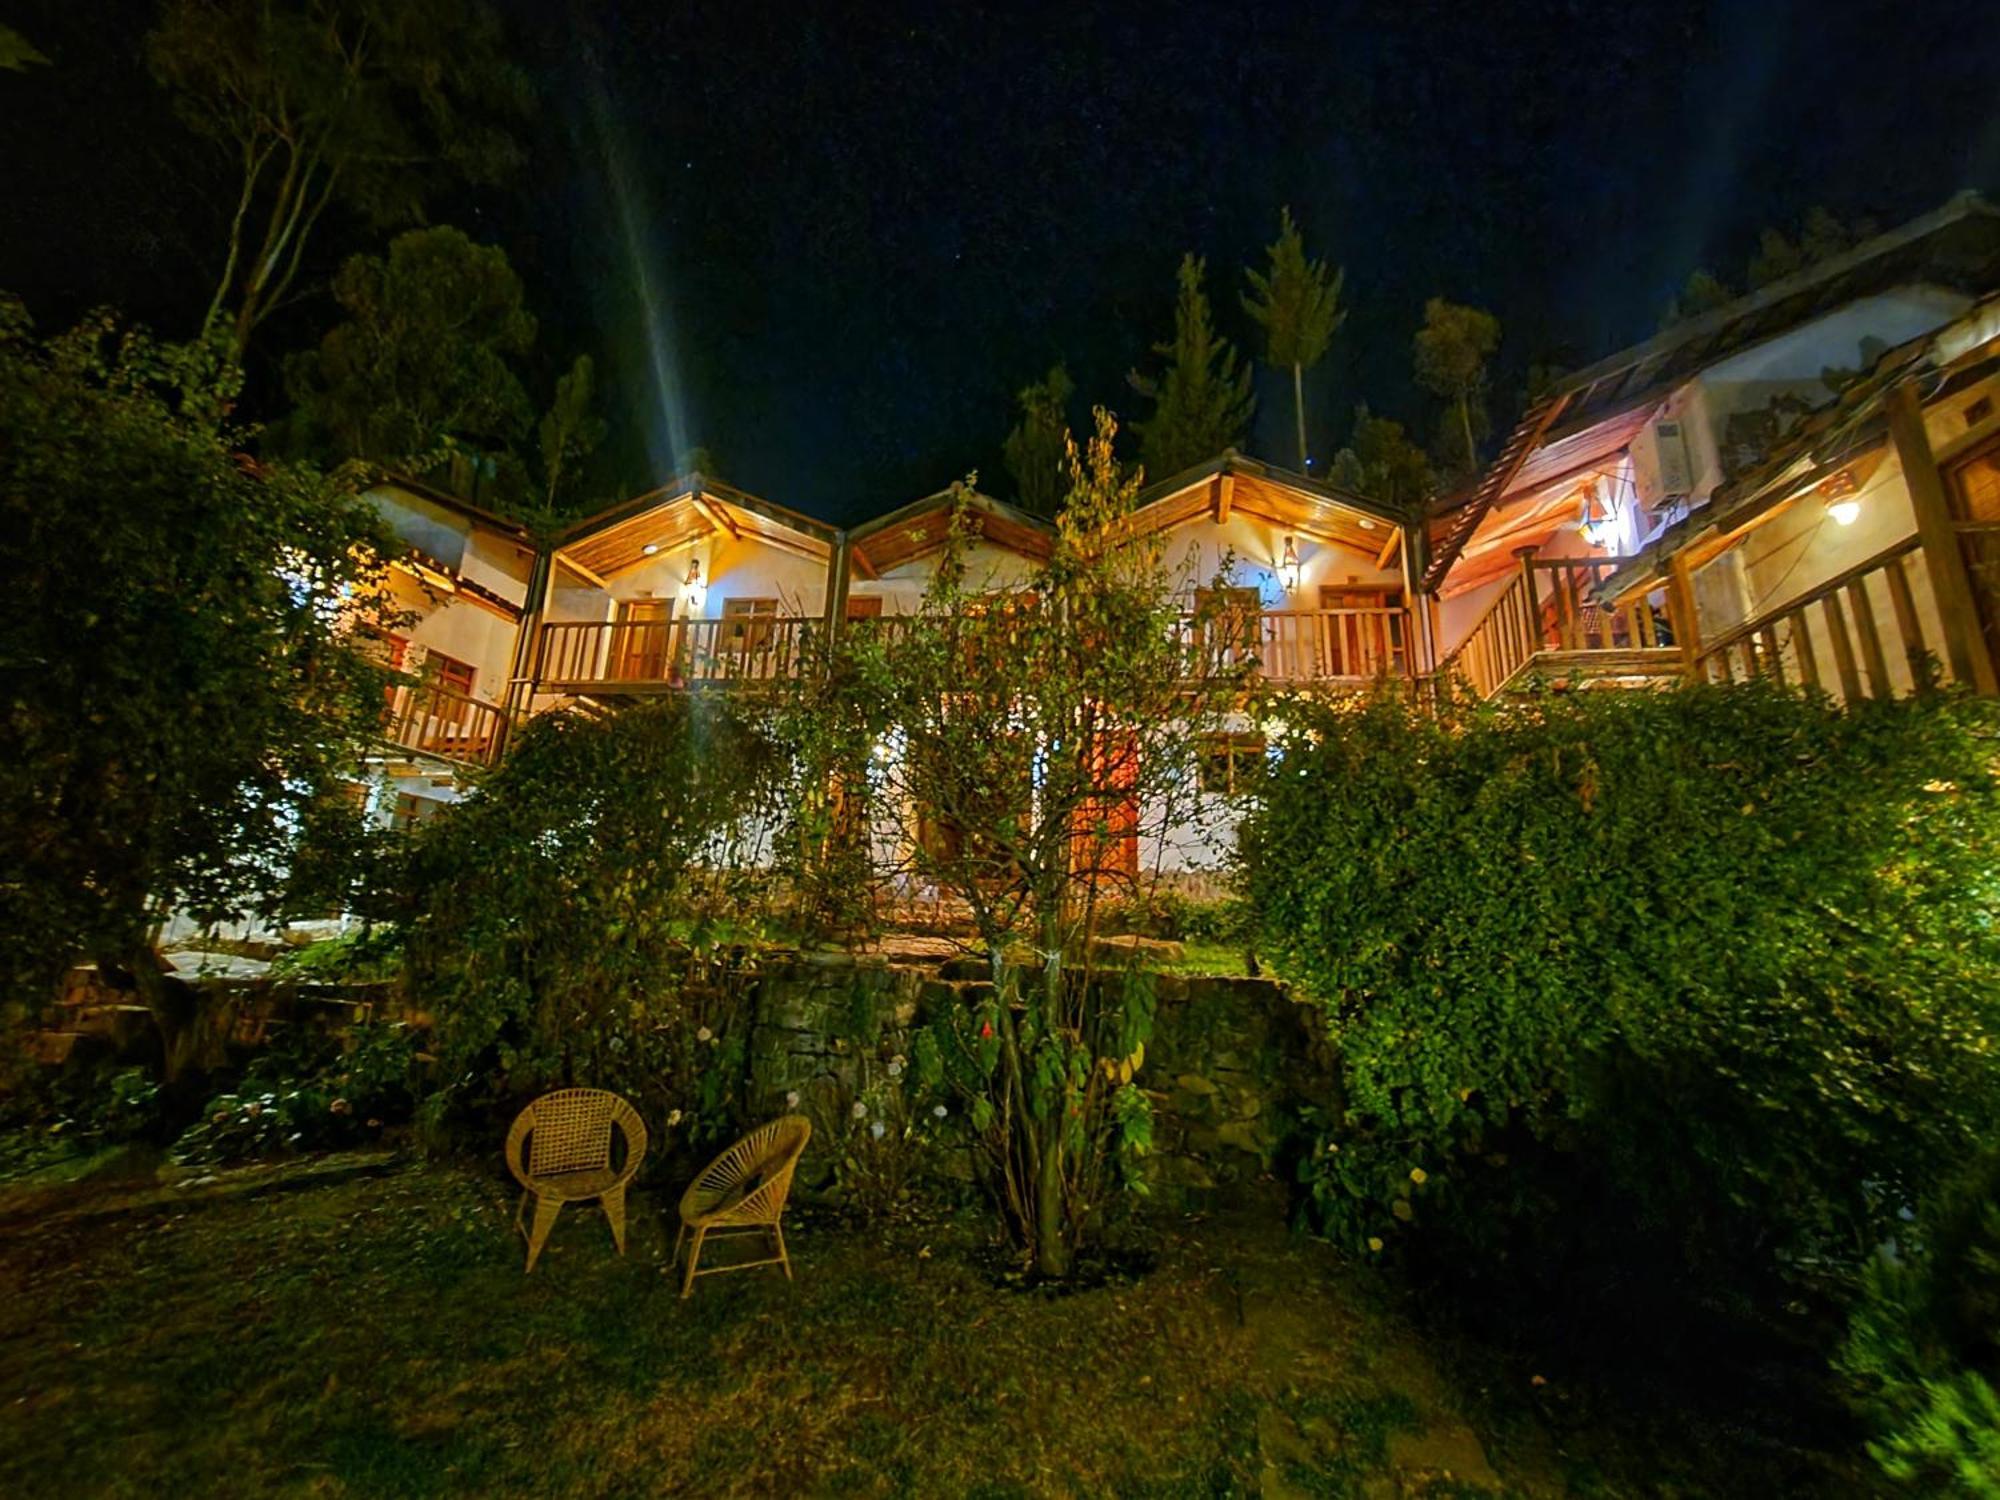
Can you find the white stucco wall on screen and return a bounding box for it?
[848,536,1040,613]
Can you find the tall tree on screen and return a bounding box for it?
[1001,363,1075,516]
[0,300,399,1068]
[785,411,1249,1276]
[1328,405,1434,513]
[146,0,530,353]
[1242,207,1345,473]
[536,355,608,515]
[1412,297,1500,482]
[1128,254,1254,481]
[280,226,536,474]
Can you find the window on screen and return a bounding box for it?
[723,597,780,649]
[392,791,449,833]
[1199,733,1265,796]
[845,595,884,620]
[421,649,476,697]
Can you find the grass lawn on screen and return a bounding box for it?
[0,1158,1866,1498]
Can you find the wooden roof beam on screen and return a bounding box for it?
[553,551,610,589]
[691,494,742,542]
[1214,472,1235,523]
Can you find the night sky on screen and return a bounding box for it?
[5,1,1998,525]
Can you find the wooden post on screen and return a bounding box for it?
[1886,380,1997,693]
[504,549,552,729]
[823,535,853,651]
[1665,555,1703,680]
[1514,547,1542,658]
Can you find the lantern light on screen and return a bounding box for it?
[683,556,706,612]
[1280,536,1301,593]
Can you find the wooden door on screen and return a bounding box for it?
[1319,585,1401,677]
[612,599,669,680]
[1072,730,1139,886]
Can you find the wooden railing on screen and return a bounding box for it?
[383,682,510,766]
[1183,608,1411,683]
[534,617,820,687]
[1440,554,1669,698]
[532,608,1413,690]
[1693,535,1937,700]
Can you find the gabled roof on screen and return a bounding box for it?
[1598,291,2000,601]
[1425,190,2000,590]
[846,486,1055,576]
[554,473,837,583]
[1130,450,1407,567]
[372,471,536,543]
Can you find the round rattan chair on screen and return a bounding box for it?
[505,1088,649,1273]
[674,1114,812,1298]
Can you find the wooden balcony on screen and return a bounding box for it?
[383,682,510,767]
[528,607,1415,695]
[1181,607,1413,684]
[1693,535,1950,701]
[1440,555,1682,699]
[532,616,820,692]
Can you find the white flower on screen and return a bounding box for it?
[870,1120,886,1140]
[851,1101,868,1120]
[932,1104,948,1119]
[886,1058,904,1078]
[696,1026,713,1043]
[785,1090,800,1109]
[667,1109,683,1127]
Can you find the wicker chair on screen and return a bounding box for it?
[505,1088,649,1273]
[674,1115,812,1298]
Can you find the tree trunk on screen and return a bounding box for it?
[1034,1128,1069,1277]
[1293,361,1308,473]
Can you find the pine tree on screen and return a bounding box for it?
[1002,364,1075,516]
[1128,254,1254,481]
[1242,207,1344,473]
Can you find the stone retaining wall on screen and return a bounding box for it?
[743,954,1336,1209]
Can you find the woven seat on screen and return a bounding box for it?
[505,1088,648,1273]
[674,1115,812,1298]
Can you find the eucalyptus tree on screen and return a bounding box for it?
[1129,254,1254,481]
[1413,297,1501,482]
[1243,207,1345,474]
[146,0,530,353]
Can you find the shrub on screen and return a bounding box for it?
[399,695,781,1151]
[170,1023,418,1165]
[1241,683,2000,1324]
[1842,1152,2000,1491]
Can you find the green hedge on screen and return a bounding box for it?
[1241,682,2000,1319]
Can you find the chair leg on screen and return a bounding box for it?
[773,1221,792,1281]
[602,1184,628,1257]
[524,1195,562,1273]
[514,1189,530,1240]
[671,1219,686,1270]
[680,1227,707,1299]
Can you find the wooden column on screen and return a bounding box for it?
[1400,523,1432,676]
[504,549,552,726]
[1886,380,1997,693]
[1514,546,1542,657]
[822,535,853,647]
[1665,554,1703,680]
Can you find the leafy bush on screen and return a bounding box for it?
[1842,1152,2000,1491]
[171,1023,417,1166]
[1241,683,2000,1324]
[267,926,406,985]
[399,695,782,1151]
[816,1052,958,1220]
[0,1061,169,1178]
